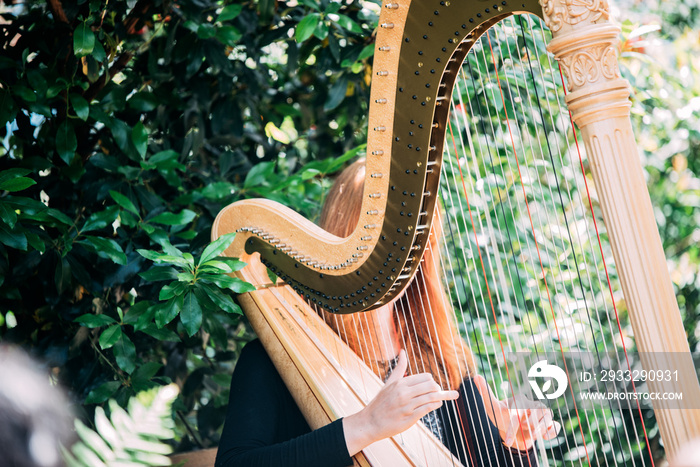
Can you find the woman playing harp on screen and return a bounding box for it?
[215,159,560,467]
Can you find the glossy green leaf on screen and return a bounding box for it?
[199,232,237,266]
[99,325,122,349]
[198,283,241,314]
[75,314,117,328]
[81,206,119,233]
[150,209,196,226]
[296,14,321,42]
[113,333,136,374]
[85,381,122,405]
[139,266,178,282]
[0,223,27,250]
[155,294,183,328]
[180,292,202,337]
[0,176,35,192]
[12,84,36,102]
[71,93,90,121]
[131,122,148,159]
[159,281,187,301]
[74,22,96,57]
[109,190,139,215]
[324,75,348,111]
[216,26,242,46]
[217,4,243,22]
[335,14,362,33]
[56,121,77,165]
[202,274,255,293]
[79,237,127,265]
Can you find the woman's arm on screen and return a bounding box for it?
[216,343,458,466]
[215,339,352,467]
[343,350,459,455]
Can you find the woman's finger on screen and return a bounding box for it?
[385,350,408,385]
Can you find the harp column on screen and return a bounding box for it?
[542,0,700,457]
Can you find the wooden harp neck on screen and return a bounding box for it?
[213,0,543,312]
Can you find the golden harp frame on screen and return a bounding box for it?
[213,0,700,463]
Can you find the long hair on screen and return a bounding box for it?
[318,159,475,390]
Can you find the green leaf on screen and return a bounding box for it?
[358,43,374,61]
[12,84,36,103]
[216,26,242,46]
[296,14,321,42]
[139,325,181,342]
[137,249,165,262]
[99,325,122,350]
[199,232,237,266]
[75,314,117,328]
[0,222,27,250]
[198,283,242,314]
[335,14,363,33]
[211,257,247,271]
[217,4,243,21]
[0,203,17,228]
[131,122,148,159]
[70,93,90,121]
[74,22,96,57]
[0,89,17,126]
[150,209,196,226]
[78,236,127,265]
[159,281,187,301]
[0,176,35,192]
[109,190,139,215]
[85,381,122,404]
[180,292,202,337]
[143,150,181,171]
[81,206,119,233]
[127,92,159,112]
[56,121,78,165]
[324,75,348,111]
[202,274,255,293]
[131,362,162,387]
[113,333,136,374]
[244,161,275,189]
[198,260,233,273]
[0,168,31,185]
[139,266,178,282]
[155,294,183,328]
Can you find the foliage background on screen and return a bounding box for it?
[0,0,698,463]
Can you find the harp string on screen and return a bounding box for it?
[542,13,656,464]
[448,76,560,467]
[441,109,536,467]
[488,21,611,466]
[482,27,595,466]
[512,16,634,465]
[441,112,517,467]
[434,204,511,467]
[448,82,555,467]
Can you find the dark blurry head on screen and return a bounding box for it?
[0,346,74,467]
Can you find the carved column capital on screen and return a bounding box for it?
[541,0,630,127]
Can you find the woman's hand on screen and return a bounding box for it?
[343,350,459,456]
[472,374,561,451]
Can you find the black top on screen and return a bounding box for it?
[216,339,536,467]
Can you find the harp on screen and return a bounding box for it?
[213,0,700,464]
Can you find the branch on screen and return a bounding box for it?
[46,0,69,24]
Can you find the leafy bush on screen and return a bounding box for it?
[0,0,375,451]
